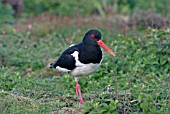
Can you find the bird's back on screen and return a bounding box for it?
[50,43,103,76]
[50,44,80,71]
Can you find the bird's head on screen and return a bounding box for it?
[83,29,115,56]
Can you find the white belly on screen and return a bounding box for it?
[71,63,100,77]
[56,66,71,73]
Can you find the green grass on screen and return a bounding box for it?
[0,14,170,114]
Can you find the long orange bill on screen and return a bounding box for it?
[97,39,115,56]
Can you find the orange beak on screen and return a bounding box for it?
[97,39,115,56]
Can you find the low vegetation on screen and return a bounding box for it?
[0,0,170,113]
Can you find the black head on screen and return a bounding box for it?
[82,29,115,56]
[83,29,102,46]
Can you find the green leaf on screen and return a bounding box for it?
[140,101,149,111]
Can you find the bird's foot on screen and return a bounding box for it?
[79,100,85,104]
[76,81,85,104]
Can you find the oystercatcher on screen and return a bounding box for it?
[50,29,115,104]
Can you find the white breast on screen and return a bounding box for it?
[71,51,101,77]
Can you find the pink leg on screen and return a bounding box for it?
[76,81,85,104]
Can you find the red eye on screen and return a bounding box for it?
[91,34,95,38]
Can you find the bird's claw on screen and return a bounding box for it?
[80,100,85,104]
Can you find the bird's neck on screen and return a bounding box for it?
[78,43,102,64]
[83,43,101,53]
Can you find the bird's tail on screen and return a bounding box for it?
[49,62,56,69]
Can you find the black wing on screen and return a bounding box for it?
[50,44,80,70]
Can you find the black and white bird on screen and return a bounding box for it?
[50,29,115,104]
